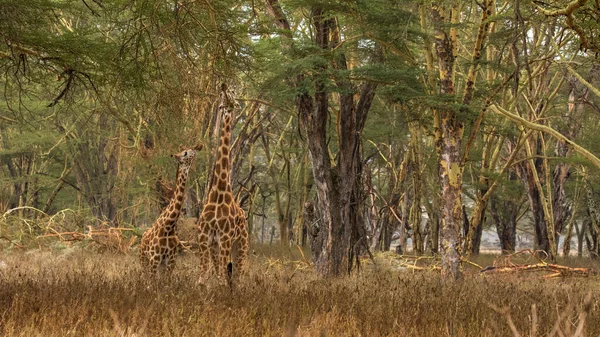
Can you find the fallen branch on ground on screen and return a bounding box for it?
[481,249,596,278]
[0,236,25,249]
[36,226,137,253]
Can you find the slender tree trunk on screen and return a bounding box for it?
[584,176,600,258]
[553,66,596,252]
[490,192,518,254]
[521,162,551,253]
[260,131,288,245]
[409,124,424,255]
[575,220,585,257]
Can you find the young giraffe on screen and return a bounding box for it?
[197,84,249,284]
[139,144,202,273]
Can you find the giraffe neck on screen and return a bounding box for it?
[162,164,190,233]
[211,102,232,195]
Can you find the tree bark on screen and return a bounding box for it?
[265,2,377,276]
[515,148,552,255]
[490,191,518,254]
[69,113,119,226]
[432,3,463,280]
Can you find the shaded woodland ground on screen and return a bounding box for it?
[1,242,599,337]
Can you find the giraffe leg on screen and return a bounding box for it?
[197,224,212,283]
[165,251,176,273]
[232,233,248,281]
[210,239,221,279]
[218,240,232,283]
[150,254,161,274]
[165,237,179,273]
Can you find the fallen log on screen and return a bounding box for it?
[480,249,596,278]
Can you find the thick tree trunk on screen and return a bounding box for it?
[432,3,463,280]
[437,114,464,279]
[265,3,376,276]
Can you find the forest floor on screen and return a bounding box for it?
[1,242,600,337]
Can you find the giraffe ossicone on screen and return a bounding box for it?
[139,144,202,273]
[197,84,249,285]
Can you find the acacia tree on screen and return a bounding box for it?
[263,1,396,275]
[0,0,252,225]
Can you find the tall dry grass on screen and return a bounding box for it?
[0,246,599,336]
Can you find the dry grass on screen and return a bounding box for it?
[0,245,599,336]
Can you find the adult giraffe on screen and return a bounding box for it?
[197,84,248,285]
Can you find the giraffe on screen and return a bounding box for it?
[197,84,248,284]
[139,144,202,273]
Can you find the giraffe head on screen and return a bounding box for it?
[219,83,239,117]
[171,143,203,166]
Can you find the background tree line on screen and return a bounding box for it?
[1,0,600,279]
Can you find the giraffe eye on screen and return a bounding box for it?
[184,151,188,157]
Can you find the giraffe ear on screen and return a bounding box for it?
[193,143,204,151]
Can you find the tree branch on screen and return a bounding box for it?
[490,104,600,169]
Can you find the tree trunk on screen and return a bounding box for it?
[490,193,518,254]
[409,124,424,255]
[69,113,119,226]
[432,3,463,280]
[584,177,600,258]
[260,130,288,245]
[575,220,586,257]
[266,2,377,276]
[423,178,441,254]
[553,66,596,252]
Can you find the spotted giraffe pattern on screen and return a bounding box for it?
[197,84,248,284]
[139,146,200,273]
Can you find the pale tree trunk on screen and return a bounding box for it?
[429,0,494,277]
[431,2,463,280]
[459,0,494,255]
